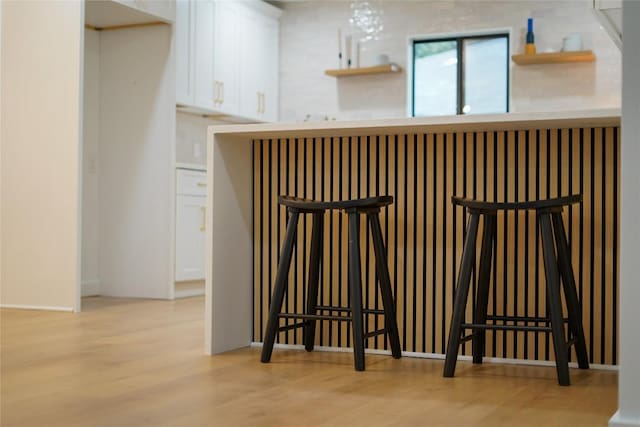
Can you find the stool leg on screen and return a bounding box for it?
[304,212,324,352]
[369,212,402,359]
[444,212,480,377]
[348,212,366,371]
[261,211,299,363]
[539,212,570,386]
[473,214,496,364]
[552,212,589,370]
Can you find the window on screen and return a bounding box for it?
[411,33,509,117]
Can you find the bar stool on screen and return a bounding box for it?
[443,195,589,386]
[260,195,402,371]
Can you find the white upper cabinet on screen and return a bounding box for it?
[238,3,280,122]
[176,0,195,105]
[175,0,281,121]
[193,0,215,110]
[259,15,279,122]
[212,2,240,115]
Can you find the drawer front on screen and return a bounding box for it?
[177,169,207,196]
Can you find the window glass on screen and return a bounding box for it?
[412,34,509,117]
[413,40,457,117]
[463,37,508,115]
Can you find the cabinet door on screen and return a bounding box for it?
[213,1,240,115]
[260,16,279,122]
[238,6,262,121]
[175,194,206,281]
[238,5,279,122]
[176,0,195,105]
[193,0,216,110]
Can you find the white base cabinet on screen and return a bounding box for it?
[175,169,206,282]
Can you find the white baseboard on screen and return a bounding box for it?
[174,280,205,299]
[0,304,74,312]
[174,288,205,298]
[250,342,618,371]
[609,411,640,427]
[81,279,101,297]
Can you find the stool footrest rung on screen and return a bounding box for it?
[364,329,387,339]
[277,313,352,322]
[315,305,385,315]
[461,323,552,332]
[460,334,476,343]
[485,315,569,324]
[277,322,307,332]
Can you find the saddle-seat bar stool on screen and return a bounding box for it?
[443,194,590,386]
[260,195,402,371]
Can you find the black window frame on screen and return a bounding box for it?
[411,33,510,117]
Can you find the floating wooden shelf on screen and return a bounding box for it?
[325,63,402,77]
[511,50,595,65]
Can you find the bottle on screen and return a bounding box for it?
[525,18,536,55]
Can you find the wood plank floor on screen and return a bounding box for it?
[1,297,617,427]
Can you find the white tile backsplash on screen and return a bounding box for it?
[176,112,234,166]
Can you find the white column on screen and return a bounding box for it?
[0,1,84,312]
[610,2,640,426]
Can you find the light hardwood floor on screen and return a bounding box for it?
[1,297,617,427]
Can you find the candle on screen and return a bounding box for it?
[356,41,361,68]
[345,35,352,68]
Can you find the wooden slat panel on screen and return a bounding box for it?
[252,127,620,365]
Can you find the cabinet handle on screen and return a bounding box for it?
[197,182,206,187]
[213,81,220,103]
[220,81,224,104]
[261,93,266,114]
[200,206,206,231]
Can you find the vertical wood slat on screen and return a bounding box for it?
[252,127,620,365]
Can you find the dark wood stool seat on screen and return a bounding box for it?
[261,196,402,371]
[444,194,589,386]
[452,194,581,212]
[279,195,394,212]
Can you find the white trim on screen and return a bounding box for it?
[81,279,101,296]
[0,304,75,312]
[236,0,282,20]
[609,411,640,427]
[174,288,205,298]
[406,27,513,118]
[250,342,618,371]
[176,162,206,172]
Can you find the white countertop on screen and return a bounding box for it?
[208,109,621,140]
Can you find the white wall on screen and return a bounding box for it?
[82,29,100,296]
[0,0,3,300]
[0,1,83,311]
[98,24,175,299]
[279,0,621,121]
[611,3,640,426]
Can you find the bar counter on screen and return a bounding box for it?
[206,110,620,366]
